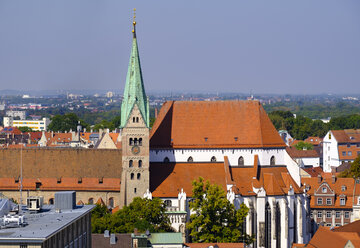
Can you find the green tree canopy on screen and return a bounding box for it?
[47,113,89,132]
[186,177,253,244]
[91,197,173,234]
[339,155,360,178]
[18,126,33,132]
[294,141,314,151]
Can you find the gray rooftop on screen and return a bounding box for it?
[0,204,95,243]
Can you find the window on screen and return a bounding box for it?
[211,156,217,162]
[270,156,275,165]
[133,117,136,123]
[138,160,142,168]
[348,151,352,156]
[129,160,133,168]
[187,156,193,162]
[130,173,134,180]
[310,211,313,219]
[317,198,323,205]
[347,143,351,148]
[36,182,41,190]
[49,198,54,205]
[342,151,346,156]
[326,198,332,205]
[164,157,170,163]
[20,245,28,248]
[238,156,244,166]
[129,138,133,146]
[326,211,331,218]
[137,173,141,180]
[317,212,322,218]
[342,186,347,191]
[336,212,340,218]
[108,197,114,208]
[345,212,350,219]
[134,188,137,193]
[322,187,327,193]
[139,138,142,146]
[358,197,360,205]
[134,138,138,145]
[136,117,139,123]
[164,200,172,207]
[88,198,94,204]
[340,198,346,206]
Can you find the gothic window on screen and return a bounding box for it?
[187,156,193,162]
[137,173,141,180]
[139,138,142,146]
[129,138,133,146]
[133,117,136,123]
[294,201,297,243]
[270,156,275,166]
[164,200,172,207]
[136,117,139,122]
[88,198,94,204]
[108,197,114,208]
[138,160,142,168]
[49,198,54,205]
[164,157,170,163]
[265,202,271,248]
[211,156,217,162]
[238,156,244,166]
[131,173,134,180]
[134,138,138,145]
[275,202,281,248]
[129,160,133,168]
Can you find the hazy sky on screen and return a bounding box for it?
[0,1,359,94]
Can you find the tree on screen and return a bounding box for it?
[294,141,314,151]
[91,197,173,234]
[186,177,253,244]
[18,126,33,132]
[47,113,89,132]
[339,155,360,178]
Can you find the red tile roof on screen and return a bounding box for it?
[185,243,244,248]
[304,136,323,146]
[286,147,320,158]
[150,101,285,149]
[332,129,360,143]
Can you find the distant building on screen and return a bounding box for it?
[5,110,26,120]
[0,192,94,248]
[323,130,360,172]
[286,147,321,167]
[3,116,50,131]
[106,91,114,98]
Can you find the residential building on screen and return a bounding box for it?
[323,130,360,172]
[3,116,51,131]
[286,147,321,167]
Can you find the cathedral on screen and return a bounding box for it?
[119,18,311,248]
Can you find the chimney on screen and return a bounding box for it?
[51,131,54,138]
[332,175,336,184]
[317,174,322,184]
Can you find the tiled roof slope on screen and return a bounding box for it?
[332,129,360,143]
[150,101,285,149]
[150,160,300,197]
[286,147,319,158]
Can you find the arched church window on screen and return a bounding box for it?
[187,156,193,162]
[270,156,275,166]
[49,198,54,205]
[138,160,142,168]
[275,202,281,248]
[130,173,134,180]
[139,138,142,146]
[134,138,138,145]
[265,202,271,248]
[133,117,136,123]
[136,117,139,123]
[164,157,170,163]
[294,201,297,243]
[238,156,244,166]
[137,173,141,180]
[88,198,94,205]
[211,156,217,162]
[129,138,133,146]
[129,160,133,168]
[164,200,172,207]
[108,197,114,208]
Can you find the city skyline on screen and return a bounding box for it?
[0,1,359,94]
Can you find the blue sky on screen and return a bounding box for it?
[0,0,359,94]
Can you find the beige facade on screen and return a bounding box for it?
[120,104,150,207]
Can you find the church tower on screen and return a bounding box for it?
[120,10,150,207]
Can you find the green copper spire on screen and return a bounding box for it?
[120,13,149,128]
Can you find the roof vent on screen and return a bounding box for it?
[204,137,208,142]
[234,137,238,141]
[110,233,116,244]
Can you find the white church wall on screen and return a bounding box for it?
[284,151,301,186]
[150,148,285,165]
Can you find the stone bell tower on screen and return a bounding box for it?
[119,11,150,207]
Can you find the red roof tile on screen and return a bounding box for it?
[286,147,319,158]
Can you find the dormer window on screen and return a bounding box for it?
[322,187,327,193]
[211,156,216,162]
[342,186,347,191]
[234,137,238,141]
[340,197,346,206]
[204,137,208,142]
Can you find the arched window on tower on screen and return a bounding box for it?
[164,157,170,163]
[130,173,134,180]
[138,160,142,168]
[164,200,172,207]
[211,156,217,162]
[238,156,244,166]
[134,138,138,145]
[265,202,271,248]
[187,156,193,162]
[137,173,141,180]
[133,117,136,123]
[136,117,139,123]
[139,138,142,146]
[129,138,133,146]
[129,160,133,168]
[270,156,275,166]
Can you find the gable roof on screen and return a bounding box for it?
[332,129,360,143]
[286,147,320,158]
[150,101,285,149]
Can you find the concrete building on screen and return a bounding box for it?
[0,192,94,248]
[5,110,27,120]
[3,116,50,131]
[323,130,360,172]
